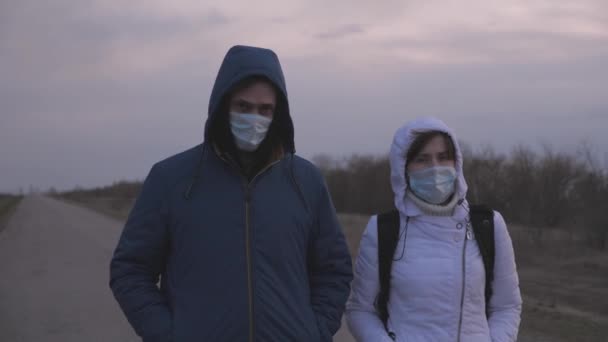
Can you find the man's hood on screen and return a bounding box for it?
[204,45,294,153]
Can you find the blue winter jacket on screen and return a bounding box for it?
[109,45,353,342]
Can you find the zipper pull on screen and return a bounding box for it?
[466,229,473,240]
[244,187,251,203]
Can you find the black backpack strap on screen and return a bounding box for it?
[469,204,495,315]
[376,210,400,333]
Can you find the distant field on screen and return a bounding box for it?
[0,194,22,233]
[62,194,608,341]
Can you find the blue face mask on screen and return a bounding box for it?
[229,112,272,151]
[408,166,457,204]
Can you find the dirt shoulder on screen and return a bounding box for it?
[0,195,22,234]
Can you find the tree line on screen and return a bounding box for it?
[314,143,608,250]
[58,143,608,250]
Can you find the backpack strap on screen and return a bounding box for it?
[376,209,400,333]
[469,204,495,315]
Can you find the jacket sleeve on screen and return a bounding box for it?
[308,181,354,342]
[487,211,522,342]
[109,164,172,342]
[345,216,396,342]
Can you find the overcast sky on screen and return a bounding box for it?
[1,0,607,192]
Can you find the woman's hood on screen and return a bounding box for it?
[389,117,468,216]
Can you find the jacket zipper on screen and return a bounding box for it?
[242,160,282,342]
[216,150,282,342]
[244,187,254,342]
[457,225,472,342]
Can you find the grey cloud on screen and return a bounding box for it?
[315,24,365,40]
[1,0,607,193]
[270,16,291,24]
[538,1,608,23]
[97,7,233,39]
[1,1,231,84]
[0,1,231,192]
[286,50,608,161]
[204,8,232,26]
[1,0,230,122]
[377,30,608,62]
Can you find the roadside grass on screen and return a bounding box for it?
[0,194,22,233]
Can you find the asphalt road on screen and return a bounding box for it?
[0,196,355,342]
[0,195,138,342]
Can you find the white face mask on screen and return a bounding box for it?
[408,166,457,204]
[229,112,272,151]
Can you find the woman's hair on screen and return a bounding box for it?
[406,130,456,165]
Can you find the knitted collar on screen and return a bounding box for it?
[406,190,460,217]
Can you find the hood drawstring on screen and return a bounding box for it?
[183,144,207,200]
[288,154,311,216]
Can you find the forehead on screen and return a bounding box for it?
[230,80,277,102]
[419,134,449,153]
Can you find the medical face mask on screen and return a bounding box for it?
[229,112,272,151]
[408,166,457,204]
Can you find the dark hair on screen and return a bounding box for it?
[406,130,456,165]
[229,75,272,95]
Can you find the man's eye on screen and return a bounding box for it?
[260,106,274,115]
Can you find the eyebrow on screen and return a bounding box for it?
[232,99,253,106]
[232,99,275,107]
[417,151,449,157]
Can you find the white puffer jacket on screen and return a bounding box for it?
[346,117,522,342]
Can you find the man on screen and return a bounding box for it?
[110,45,353,342]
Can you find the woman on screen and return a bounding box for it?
[346,117,521,341]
